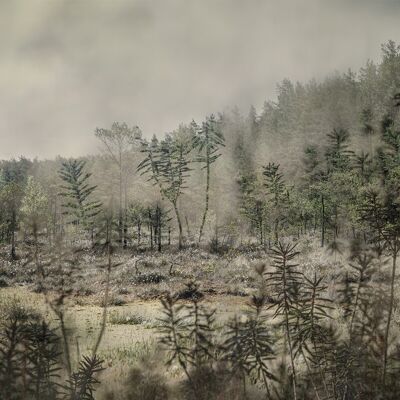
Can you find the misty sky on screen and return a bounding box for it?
[1,0,399,159]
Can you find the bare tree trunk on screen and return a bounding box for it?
[154,221,158,250]
[137,221,141,246]
[93,231,112,356]
[198,154,210,244]
[157,206,162,252]
[123,209,128,248]
[214,222,219,252]
[123,173,128,248]
[173,202,183,249]
[285,303,297,400]
[118,157,123,246]
[10,209,16,260]
[185,215,191,240]
[158,224,162,252]
[321,195,325,247]
[52,197,57,246]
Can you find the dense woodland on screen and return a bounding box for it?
[1,41,400,399]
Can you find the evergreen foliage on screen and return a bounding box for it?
[2,40,400,400]
[192,115,225,243]
[58,159,102,228]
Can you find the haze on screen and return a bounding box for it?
[1,0,399,159]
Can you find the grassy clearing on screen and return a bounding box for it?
[0,281,248,397]
[3,237,400,399]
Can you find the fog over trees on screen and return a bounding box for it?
[2,41,399,250]
[1,4,400,398]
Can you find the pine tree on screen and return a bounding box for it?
[138,128,192,249]
[303,145,320,177]
[224,295,277,397]
[58,159,102,233]
[238,173,267,245]
[360,185,400,386]
[262,163,289,242]
[340,248,378,399]
[264,241,302,400]
[325,128,353,173]
[354,151,371,183]
[293,273,333,400]
[192,115,225,244]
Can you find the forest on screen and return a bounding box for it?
[0,41,400,399]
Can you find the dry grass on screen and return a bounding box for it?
[0,282,248,398]
[2,236,400,398]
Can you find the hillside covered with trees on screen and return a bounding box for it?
[1,41,400,400]
[2,42,400,254]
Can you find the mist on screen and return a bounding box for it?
[3,3,400,399]
[0,0,399,159]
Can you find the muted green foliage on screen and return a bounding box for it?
[59,159,102,227]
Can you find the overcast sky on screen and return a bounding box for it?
[0,0,399,159]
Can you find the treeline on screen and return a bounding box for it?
[1,41,400,256]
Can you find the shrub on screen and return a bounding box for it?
[109,311,149,326]
[134,272,167,285]
[125,367,169,400]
